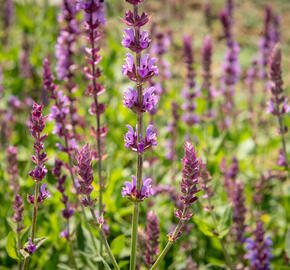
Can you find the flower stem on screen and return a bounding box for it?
[67,227,78,270]
[88,206,120,270]
[129,202,140,270]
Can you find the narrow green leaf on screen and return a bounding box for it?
[218,206,233,238]
[6,231,19,260]
[193,217,215,237]
[76,223,85,251]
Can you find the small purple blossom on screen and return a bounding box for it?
[27,183,50,204]
[26,238,37,254]
[121,175,153,201]
[122,28,151,52]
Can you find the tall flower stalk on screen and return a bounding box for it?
[266,46,289,169]
[56,0,80,138]
[150,141,200,270]
[78,2,107,260]
[121,1,158,269]
[22,104,50,270]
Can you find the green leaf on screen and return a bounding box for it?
[6,231,19,260]
[57,264,74,270]
[34,237,47,249]
[193,217,215,237]
[218,206,233,239]
[111,234,125,256]
[285,228,290,258]
[76,223,85,251]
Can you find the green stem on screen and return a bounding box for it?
[88,206,120,270]
[68,236,78,270]
[129,203,140,270]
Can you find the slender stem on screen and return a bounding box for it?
[88,205,120,270]
[278,115,288,168]
[31,182,39,241]
[17,223,22,270]
[129,203,139,270]
[150,211,185,270]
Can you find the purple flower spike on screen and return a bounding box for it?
[122,28,150,52]
[122,176,153,201]
[143,87,159,112]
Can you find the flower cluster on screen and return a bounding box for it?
[144,210,160,265]
[12,194,24,232]
[43,59,77,153]
[182,36,199,126]
[219,6,240,128]
[53,160,74,239]
[6,146,19,192]
[24,238,37,255]
[124,125,157,152]
[245,221,273,269]
[122,176,153,201]
[123,86,159,113]
[267,46,289,168]
[201,35,215,118]
[27,183,50,204]
[175,141,200,221]
[76,144,94,206]
[231,180,247,244]
[259,6,280,80]
[28,104,48,183]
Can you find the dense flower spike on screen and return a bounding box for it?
[201,35,215,118]
[245,221,273,269]
[43,59,77,153]
[267,46,289,168]
[28,104,48,183]
[76,144,94,206]
[144,211,160,265]
[219,4,240,128]
[182,36,199,126]
[231,180,247,244]
[179,141,200,209]
[12,194,24,232]
[6,146,19,192]
[259,6,280,80]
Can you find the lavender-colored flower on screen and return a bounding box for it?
[7,146,19,192]
[122,10,149,28]
[144,210,160,265]
[122,28,151,52]
[123,87,138,109]
[121,175,153,201]
[76,144,94,206]
[78,0,106,26]
[125,0,145,5]
[124,125,157,152]
[245,221,273,269]
[25,238,37,254]
[27,183,50,204]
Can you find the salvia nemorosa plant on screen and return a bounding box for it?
[266,46,289,169]
[56,0,81,138]
[219,1,240,128]
[182,35,199,131]
[201,35,215,119]
[149,141,200,270]
[2,0,13,46]
[245,221,273,270]
[76,144,119,269]
[22,103,50,270]
[78,0,107,260]
[121,0,158,269]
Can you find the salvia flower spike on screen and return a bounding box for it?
[121,1,158,269]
